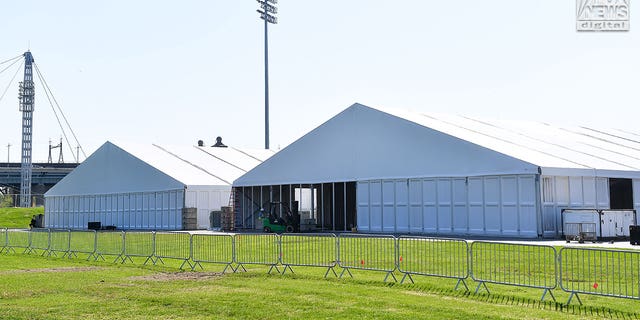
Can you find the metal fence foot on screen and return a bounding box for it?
[540,289,556,302]
[383,271,398,283]
[454,279,469,292]
[475,282,489,294]
[191,261,204,271]
[324,267,338,278]
[267,265,281,274]
[400,273,414,284]
[566,292,582,306]
[339,268,353,279]
[179,259,192,270]
[234,264,247,273]
[120,255,134,264]
[281,265,294,275]
[220,263,232,273]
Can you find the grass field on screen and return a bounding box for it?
[2,209,640,318]
[2,239,640,320]
[1,253,639,320]
[0,207,44,228]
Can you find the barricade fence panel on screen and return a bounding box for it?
[95,231,124,258]
[69,231,97,257]
[560,247,640,300]
[7,227,640,305]
[0,228,7,251]
[29,229,50,254]
[338,234,396,277]
[191,234,234,271]
[471,241,557,290]
[397,236,469,280]
[154,232,191,261]
[49,229,71,255]
[6,229,30,251]
[280,233,337,269]
[233,234,279,266]
[124,231,154,258]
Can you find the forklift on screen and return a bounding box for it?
[261,201,300,233]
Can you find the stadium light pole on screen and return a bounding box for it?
[257,0,277,150]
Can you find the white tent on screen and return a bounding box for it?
[234,103,640,238]
[45,141,273,230]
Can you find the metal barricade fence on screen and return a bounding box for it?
[560,247,640,305]
[69,230,97,260]
[191,234,234,272]
[95,231,125,262]
[49,229,71,257]
[0,228,7,253]
[123,231,155,264]
[338,233,397,282]
[280,233,338,277]
[28,229,51,256]
[6,229,30,254]
[397,236,469,290]
[154,232,192,269]
[470,241,557,301]
[233,234,280,273]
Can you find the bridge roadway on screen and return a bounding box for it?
[0,162,78,194]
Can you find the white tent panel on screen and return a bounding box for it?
[484,177,501,235]
[519,176,538,237]
[501,176,519,236]
[395,180,409,233]
[382,181,395,233]
[422,179,438,233]
[45,190,184,230]
[540,175,610,237]
[468,177,484,234]
[356,181,370,231]
[409,179,422,233]
[437,179,452,232]
[452,178,467,233]
[370,181,382,232]
[356,174,538,237]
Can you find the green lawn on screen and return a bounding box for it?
[0,252,639,320]
[0,207,44,228]
[1,208,639,318]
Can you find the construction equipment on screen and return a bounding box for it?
[261,201,300,233]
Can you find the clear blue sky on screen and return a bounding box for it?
[0,0,638,162]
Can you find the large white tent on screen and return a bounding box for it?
[45,141,273,230]
[234,103,640,238]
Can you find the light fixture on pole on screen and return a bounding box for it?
[257,0,277,150]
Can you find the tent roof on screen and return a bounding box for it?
[46,141,274,196]
[234,103,640,186]
[380,108,640,174]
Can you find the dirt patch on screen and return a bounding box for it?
[128,272,223,282]
[0,266,103,274]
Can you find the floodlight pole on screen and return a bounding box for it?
[264,16,270,150]
[257,0,277,150]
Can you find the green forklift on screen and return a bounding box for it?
[261,201,300,233]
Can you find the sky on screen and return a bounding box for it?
[0,0,638,163]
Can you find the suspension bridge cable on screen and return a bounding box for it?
[33,65,77,162]
[0,57,23,76]
[0,54,22,67]
[0,61,23,106]
[33,62,86,160]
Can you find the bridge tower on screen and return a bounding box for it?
[18,51,34,207]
